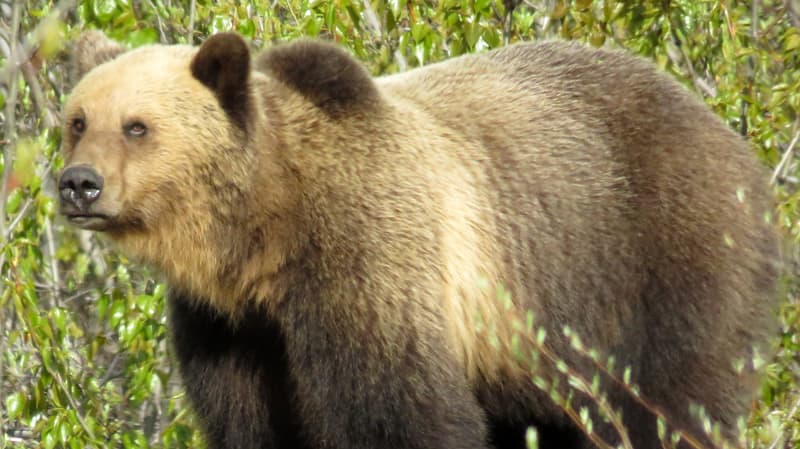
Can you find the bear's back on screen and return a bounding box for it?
[374,40,778,410]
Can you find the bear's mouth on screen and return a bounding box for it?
[65,214,112,231]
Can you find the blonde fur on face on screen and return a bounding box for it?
[64,40,298,317]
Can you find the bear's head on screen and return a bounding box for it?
[59,31,258,233]
[58,31,380,314]
[58,32,298,313]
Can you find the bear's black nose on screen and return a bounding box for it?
[58,165,104,209]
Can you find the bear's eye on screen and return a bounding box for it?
[125,121,148,137]
[71,118,86,135]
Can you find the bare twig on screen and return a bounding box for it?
[665,33,717,98]
[786,0,800,29]
[752,0,760,40]
[765,393,800,449]
[740,0,760,137]
[43,217,61,307]
[503,10,513,46]
[60,288,94,304]
[154,6,168,43]
[0,3,23,437]
[1,197,36,244]
[0,0,22,237]
[0,157,56,245]
[187,0,196,44]
[98,352,124,386]
[664,9,723,99]
[0,0,77,85]
[361,0,408,71]
[6,255,94,442]
[523,328,634,449]
[771,131,800,185]
[78,230,108,277]
[361,0,381,35]
[39,347,96,441]
[0,285,10,439]
[20,58,58,129]
[502,0,520,45]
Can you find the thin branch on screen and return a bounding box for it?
[503,10,513,46]
[187,0,196,44]
[0,0,77,85]
[1,197,36,244]
[771,131,800,185]
[502,0,520,46]
[20,58,58,129]
[752,0,759,40]
[43,217,61,307]
[6,258,94,441]
[0,0,22,237]
[361,0,407,71]
[0,284,10,440]
[0,3,23,437]
[522,330,634,449]
[98,352,124,386]
[665,32,717,98]
[664,9,724,100]
[361,0,380,34]
[765,393,800,449]
[153,3,168,44]
[740,0,760,137]
[78,229,108,278]
[786,0,800,29]
[0,157,56,245]
[39,348,96,441]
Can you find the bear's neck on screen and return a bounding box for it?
[115,148,306,321]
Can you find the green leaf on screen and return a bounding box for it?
[786,33,800,51]
[110,299,127,328]
[238,19,256,38]
[13,138,41,188]
[304,15,323,37]
[5,188,22,214]
[37,18,66,59]
[91,0,119,24]
[212,15,233,34]
[5,392,26,419]
[525,427,538,449]
[43,430,57,449]
[411,22,428,42]
[325,3,336,32]
[128,28,159,47]
[464,22,480,49]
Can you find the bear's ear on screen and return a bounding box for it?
[70,30,127,82]
[255,40,380,118]
[190,33,251,130]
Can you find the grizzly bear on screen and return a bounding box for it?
[58,30,779,449]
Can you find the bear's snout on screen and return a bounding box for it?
[58,165,104,212]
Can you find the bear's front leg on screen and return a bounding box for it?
[168,293,304,449]
[278,288,491,449]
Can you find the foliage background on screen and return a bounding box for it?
[1,0,799,448]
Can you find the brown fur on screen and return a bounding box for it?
[256,40,381,117]
[69,30,126,82]
[191,33,253,130]
[60,32,780,449]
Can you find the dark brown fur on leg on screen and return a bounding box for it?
[170,282,492,449]
[169,293,308,449]
[271,258,492,449]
